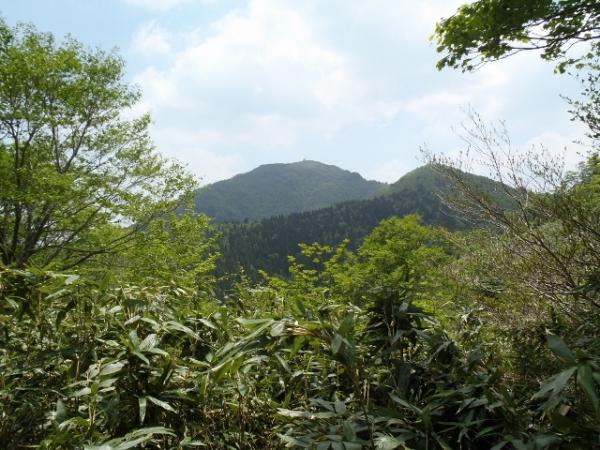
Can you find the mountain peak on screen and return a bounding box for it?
[194,161,387,222]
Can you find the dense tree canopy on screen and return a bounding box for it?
[0,19,193,269]
[434,0,600,71]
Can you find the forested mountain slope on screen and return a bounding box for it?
[194,160,387,222]
[217,164,510,279]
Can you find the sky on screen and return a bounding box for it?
[0,0,589,185]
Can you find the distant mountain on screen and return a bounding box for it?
[194,160,387,222]
[216,164,512,281]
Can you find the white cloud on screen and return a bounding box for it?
[521,128,589,171]
[405,91,466,118]
[132,0,406,170]
[123,0,190,11]
[343,0,465,40]
[135,0,367,117]
[131,21,172,56]
[135,66,179,108]
[365,158,418,183]
[152,127,242,184]
[127,0,585,183]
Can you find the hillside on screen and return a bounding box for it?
[194,160,387,222]
[217,164,511,280]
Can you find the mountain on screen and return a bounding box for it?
[194,160,387,222]
[216,164,512,282]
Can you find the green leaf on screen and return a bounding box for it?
[74,387,92,397]
[99,361,125,376]
[126,426,176,438]
[132,351,150,365]
[128,330,141,350]
[375,435,409,450]
[503,436,527,450]
[84,428,174,450]
[276,408,336,419]
[275,353,291,373]
[546,334,576,365]
[271,321,285,337]
[165,320,199,338]
[532,367,577,401]
[432,432,452,450]
[389,394,422,415]
[331,334,343,354]
[341,421,355,441]
[113,436,149,450]
[577,364,599,413]
[277,434,311,448]
[124,315,141,326]
[64,274,80,285]
[548,411,578,434]
[147,395,176,413]
[532,434,561,448]
[180,436,206,447]
[56,299,76,327]
[343,443,362,450]
[198,318,217,329]
[84,444,113,450]
[138,396,147,424]
[489,442,507,450]
[236,318,273,326]
[139,333,159,351]
[55,399,68,423]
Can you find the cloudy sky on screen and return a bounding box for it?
[1,0,588,184]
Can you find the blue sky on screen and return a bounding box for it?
[1,0,588,184]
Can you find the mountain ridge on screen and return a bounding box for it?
[216,163,512,280]
[194,160,387,222]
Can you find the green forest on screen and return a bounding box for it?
[194,161,387,223]
[1,1,600,449]
[214,165,512,281]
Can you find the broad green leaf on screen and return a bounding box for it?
[138,396,147,424]
[124,315,141,326]
[546,334,576,365]
[99,361,125,376]
[147,395,176,413]
[331,334,343,354]
[271,321,285,337]
[139,333,159,351]
[532,434,561,448]
[277,434,311,448]
[64,274,80,285]
[489,442,508,450]
[180,436,206,447]
[127,426,176,438]
[504,436,527,450]
[74,387,92,397]
[55,399,68,423]
[114,436,149,450]
[84,445,113,450]
[375,435,409,450]
[128,330,141,350]
[236,318,273,326]
[275,353,291,373]
[343,443,362,450]
[132,351,150,365]
[198,318,217,329]
[165,320,199,338]
[532,367,577,401]
[389,394,422,415]
[577,364,599,413]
